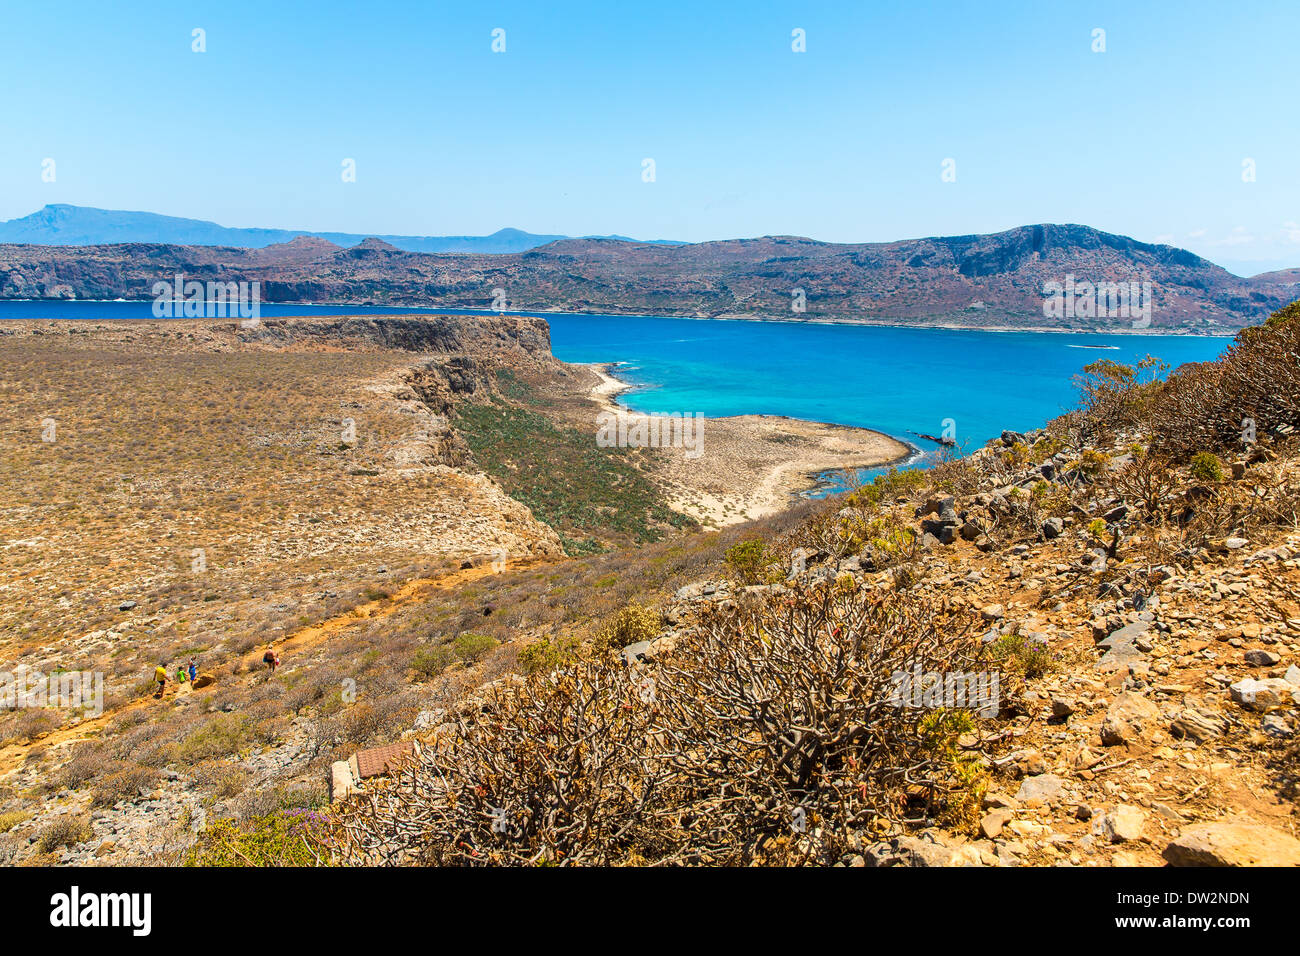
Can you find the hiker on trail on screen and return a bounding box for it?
[154,664,167,696]
[188,659,197,683]
[176,665,186,684]
[263,646,280,676]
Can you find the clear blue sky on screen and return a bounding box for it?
[1,0,1296,274]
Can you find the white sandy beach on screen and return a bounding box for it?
[585,363,913,526]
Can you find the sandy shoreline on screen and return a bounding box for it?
[584,362,913,527]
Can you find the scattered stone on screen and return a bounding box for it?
[118,601,137,611]
[1097,622,1151,673]
[1152,803,1187,824]
[979,809,1014,839]
[1244,649,1281,667]
[982,792,1020,810]
[1261,714,1294,738]
[1016,773,1063,805]
[1042,517,1064,539]
[1096,805,1147,843]
[620,641,653,664]
[1170,706,1229,743]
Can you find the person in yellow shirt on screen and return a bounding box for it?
[154,664,167,697]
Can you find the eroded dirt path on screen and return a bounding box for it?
[0,557,556,777]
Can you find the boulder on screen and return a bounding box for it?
[921,496,955,517]
[1228,677,1296,711]
[1042,517,1064,539]
[1163,822,1300,867]
[191,673,216,689]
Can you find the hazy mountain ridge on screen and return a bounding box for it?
[0,204,675,254]
[0,220,1291,332]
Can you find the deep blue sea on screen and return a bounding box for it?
[2,301,1232,482]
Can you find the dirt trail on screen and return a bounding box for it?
[0,557,555,777]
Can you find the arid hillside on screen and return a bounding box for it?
[5,307,1300,868]
[328,303,1300,867]
[0,312,887,864]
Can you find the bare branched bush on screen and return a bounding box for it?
[1103,450,1181,521]
[1151,304,1300,458]
[333,584,988,866]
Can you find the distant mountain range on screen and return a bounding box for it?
[2,215,1297,333]
[0,204,679,254]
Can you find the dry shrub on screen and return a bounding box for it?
[1073,356,1167,442]
[37,815,92,853]
[1151,302,1300,458]
[590,602,660,654]
[56,746,115,791]
[930,449,984,497]
[1103,450,1181,520]
[5,710,61,744]
[340,696,418,748]
[90,764,160,808]
[334,582,988,866]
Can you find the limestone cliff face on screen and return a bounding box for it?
[234,314,554,363]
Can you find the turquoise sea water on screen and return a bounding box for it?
[2,302,1233,481]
